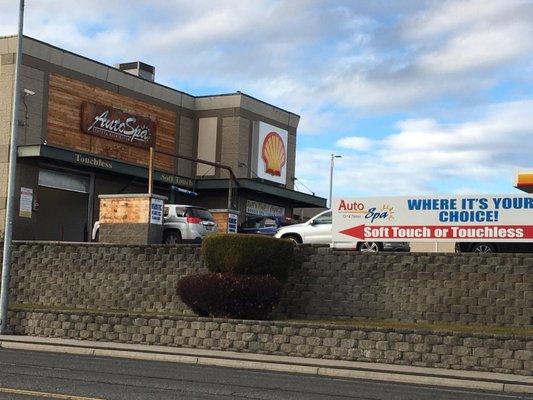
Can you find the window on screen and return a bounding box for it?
[243,217,262,229]
[264,218,277,227]
[187,207,214,221]
[313,211,332,225]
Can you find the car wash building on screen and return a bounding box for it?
[0,35,325,242]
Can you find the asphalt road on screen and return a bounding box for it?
[0,349,531,400]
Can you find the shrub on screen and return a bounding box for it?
[177,273,283,320]
[202,234,294,281]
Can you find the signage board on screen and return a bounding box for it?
[332,195,533,243]
[228,213,238,234]
[245,200,285,218]
[255,122,288,185]
[150,198,164,225]
[81,101,156,148]
[19,187,33,218]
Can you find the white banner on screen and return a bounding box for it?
[19,187,33,218]
[246,200,285,218]
[332,195,533,243]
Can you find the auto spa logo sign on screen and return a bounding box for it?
[256,122,288,185]
[332,195,533,243]
[81,101,156,149]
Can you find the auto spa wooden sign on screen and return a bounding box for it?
[81,101,156,148]
[332,195,533,243]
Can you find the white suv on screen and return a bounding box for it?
[92,204,218,244]
[163,205,217,244]
[274,210,410,252]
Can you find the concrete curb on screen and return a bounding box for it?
[1,335,532,394]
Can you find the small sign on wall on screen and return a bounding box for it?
[228,213,238,233]
[150,198,164,225]
[19,187,33,218]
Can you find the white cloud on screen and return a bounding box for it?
[336,136,373,151]
[2,0,533,135]
[297,100,533,197]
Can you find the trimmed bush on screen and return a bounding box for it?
[202,234,294,281]
[178,273,282,320]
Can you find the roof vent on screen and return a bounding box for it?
[117,61,155,82]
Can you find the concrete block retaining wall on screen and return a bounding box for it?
[277,248,532,327]
[8,242,205,315]
[4,242,532,327]
[7,310,532,376]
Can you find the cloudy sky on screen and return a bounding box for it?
[2,0,532,199]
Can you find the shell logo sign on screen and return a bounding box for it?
[256,122,288,184]
[262,132,286,176]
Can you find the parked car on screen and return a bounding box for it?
[455,242,533,253]
[92,204,218,244]
[163,205,217,244]
[237,216,284,236]
[274,210,410,252]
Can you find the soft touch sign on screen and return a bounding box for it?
[332,195,533,243]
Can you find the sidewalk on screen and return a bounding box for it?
[1,335,531,395]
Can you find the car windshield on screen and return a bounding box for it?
[242,217,262,228]
[188,208,214,221]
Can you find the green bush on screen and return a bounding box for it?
[177,273,283,320]
[202,234,294,281]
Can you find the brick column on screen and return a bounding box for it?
[210,209,239,234]
[98,194,167,244]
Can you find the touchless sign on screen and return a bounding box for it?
[332,195,533,243]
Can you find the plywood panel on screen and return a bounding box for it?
[47,74,177,172]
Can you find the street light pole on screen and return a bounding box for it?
[329,154,341,209]
[0,0,24,333]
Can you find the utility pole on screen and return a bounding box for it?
[329,154,342,209]
[0,0,24,333]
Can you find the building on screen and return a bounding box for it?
[0,35,325,241]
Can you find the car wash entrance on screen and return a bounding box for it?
[35,168,92,242]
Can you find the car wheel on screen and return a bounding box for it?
[358,241,381,253]
[471,243,495,253]
[282,234,302,245]
[163,230,182,245]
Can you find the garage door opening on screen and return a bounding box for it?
[36,169,90,242]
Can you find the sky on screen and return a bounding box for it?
[1,0,532,199]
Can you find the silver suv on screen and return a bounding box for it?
[163,205,217,244]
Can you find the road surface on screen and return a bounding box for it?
[0,349,530,399]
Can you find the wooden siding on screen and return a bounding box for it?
[47,74,176,172]
[99,197,150,224]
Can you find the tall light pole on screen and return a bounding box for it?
[0,0,24,333]
[329,154,341,209]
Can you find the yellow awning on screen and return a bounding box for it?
[516,172,533,193]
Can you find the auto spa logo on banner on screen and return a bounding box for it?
[332,195,533,243]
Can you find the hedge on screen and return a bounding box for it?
[177,273,282,320]
[202,234,294,281]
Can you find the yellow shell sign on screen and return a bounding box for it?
[262,131,286,176]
